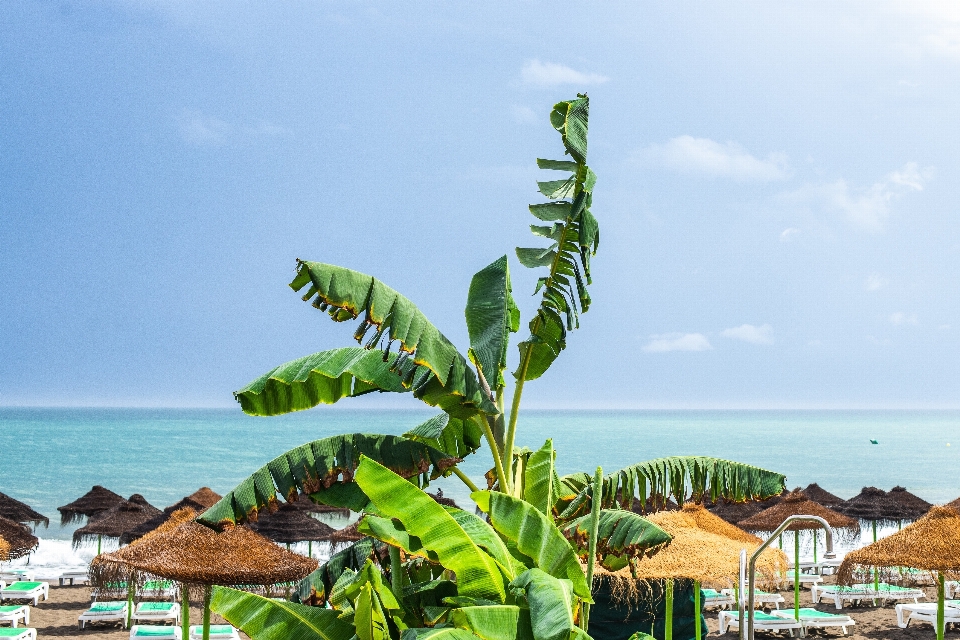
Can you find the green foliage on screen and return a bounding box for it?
[472,491,591,601]
[400,629,483,640]
[403,414,483,460]
[509,569,588,640]
[210,586,355,640]
[465,255,520,390]
[522,440,557,522]
[197,434,459,526]
[514,95,599,382]
[297,538,380,606]
[356,457,506,603]
[330,561,407,639]
[448,605,533,640]
[562,510,672,562]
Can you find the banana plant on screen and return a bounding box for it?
[203,95,787,640]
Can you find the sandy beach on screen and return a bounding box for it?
[2,576,953,639]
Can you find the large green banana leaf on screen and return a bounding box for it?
[449,605,533,640]
[297,538,381,606]
[465,255,520,390]
[522,440,556,521]
[471,491,590,601]
[356,457,506,603]
[403,413,483,459]
[358,515,436,562]
[401,630,483,640]
[289,261,495,417]
[509,569,589,640]
[210,586,355,640]
[562,510,671,560]
[197,434,458,527]
[514,95,599,382]
[559,456,786,518]
[332,561,406,640]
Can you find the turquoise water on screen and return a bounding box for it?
[2,407,959,542]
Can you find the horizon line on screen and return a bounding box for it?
[3,403,960,411]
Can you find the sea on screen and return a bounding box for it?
[2,407,959,577]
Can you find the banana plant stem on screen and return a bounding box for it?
[580,466,603,633]
[476,415,509,494]
[451,467,480,493]
[389,546,404,600]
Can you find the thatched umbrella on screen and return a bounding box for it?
[738,488,858,621]
[596,507,787,640]
[0,492,48,528]
[706,495,781,525]
[73,495,161,551]
[288,493,350,516]
[247,502,336,555]
[328,521,363,549]
[186,488,222,509]
[0,516,39,560]
[427,490,460,509]
[836,486,917,590]
[888,486,932,523]
[837,506,960,640]
[0,536,9,561]
[91,507,317,640]
[802,483,844,508]
[58,485,125,525]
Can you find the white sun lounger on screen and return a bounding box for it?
[0,628,36,640]
[0,606,29,628]
[719,610,802,636]
[947,581,960,599]
[78,600,129,629]
[896,601,960,628]
[721,588,785,609]
[0,573,33,584]
[133,602,180,625]
[0,583,48,607]
[701,588,735,609]
[772,608,856,635]
[129,625,182,639]
[812,583,925,609]
[785,573,823,588]
[0,606,28,629]
[59,571,89,586]
[189,625,240,640]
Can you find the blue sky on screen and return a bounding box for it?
[3,1,960,409]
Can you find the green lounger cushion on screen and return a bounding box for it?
[134,628,178,637]
[753,612,795,622]
[191,625,234,634]
[792,608,850,619]
[143,581,173,590]
[0,630,31,637]
[702,589,721,597]
[139,602,175,611]
[1,583,42,591]
[88,602,126,612]
[0,606,24,613]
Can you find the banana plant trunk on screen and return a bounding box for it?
[580,467,603,633]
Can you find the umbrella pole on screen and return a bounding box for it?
[97,534,101,555]
[812,529,817,564]
[794,531,800,621]
[126,582,134,628]
[872,521,879,592]
[202,584,212,640]
[694,580,702,640]
[308,541,312,558]
[665,578,673,640]
[938,571,945,640]
[181,584,190,640]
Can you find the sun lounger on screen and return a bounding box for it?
[91,581,128,602]
[0,628,36,640]
[895,601,960,628]
[189,625,240,640]
[812,583,924,609]
[129,625,182,639]
[141,581,176,600]
[721,588,785,609]
[0,583,48,607]
[79,600,129,629]
[701,588,735,609]
[772,608,856,635]
[133,602,180,625]
[59,571,89,586]
[0,573,33,584]
[785,573,823,588]
[719,610,801,636]
[947,581,960,599]
[0,606,29,628]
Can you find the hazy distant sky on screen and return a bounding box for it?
[3,2,960,409]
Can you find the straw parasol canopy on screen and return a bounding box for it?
[802,483,844,508]
[286,493,351,517]
[428,490,460,509]
[0,516,39,560]
[186,488,222,509]
[0,492,49,528]
[58,485,125,525]
[837,506,960,582]
[706,494,781,525]
[679,503,763,545]
[73,495,162,547]
[835,486,914,525]
[90,509,318,587]
[328,521,363,549]
[737,489,859,535]
[0,536,9,560]
[248,502,337,545]
[596,509,787,591]
[888,486,933,520]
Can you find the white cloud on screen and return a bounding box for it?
[890,312,919,326]
[721,324,775,345]
[521,60,609,87]
[783,162,933,232]
[510,105,538,125]
[780,227,801,242]
[640,136,789,182]
[865,273,886,291]
[642,333,713,353]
